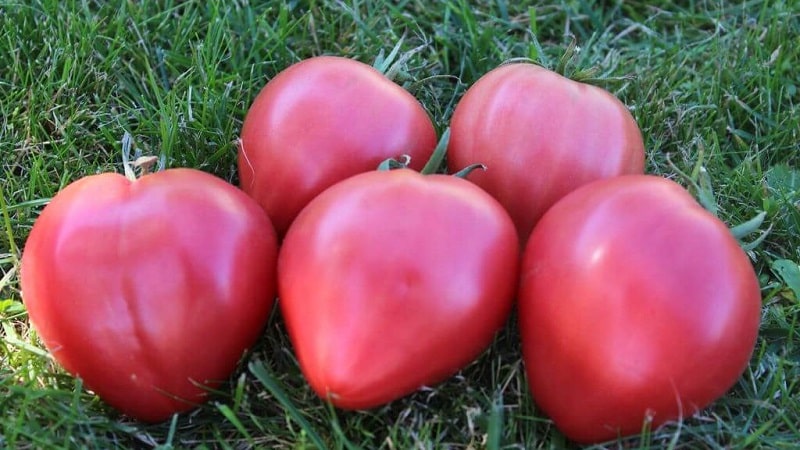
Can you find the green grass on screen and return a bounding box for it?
[1,0,799,448]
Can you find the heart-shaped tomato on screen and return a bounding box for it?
[448,63,645,246]
[518,174,761,443]
[239,56,437,238]
[278,169,519,409]
[21,168,278,422]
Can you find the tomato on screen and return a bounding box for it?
[238,56,438,238]
[518,175,761,444]
[20,168,278,422]
[447,62,645,246]
[278,169,519,409]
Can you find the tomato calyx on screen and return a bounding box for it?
[371,36,425,83]
[376,128,486,178]
[120,132,164,181]
[377,127,450,175]
[451,163,486,179]
[377,154,413,171]
[517,33,635,86]
[666,152,770,252]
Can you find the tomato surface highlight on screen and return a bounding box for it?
[448,62,645,246]
[518,174,761,444]
[278,169,519,409]
[239,56,438,238]
[21,168,278,422]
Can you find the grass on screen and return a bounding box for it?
[1,0,799,448]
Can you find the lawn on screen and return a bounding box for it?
[1,0,799,448]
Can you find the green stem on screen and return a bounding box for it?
[452,163,486,179]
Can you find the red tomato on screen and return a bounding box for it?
[448,62,645,246]
[20,169,278,422]
[518,175,761,444]
[238,56,438,238]
[278,169,519,409]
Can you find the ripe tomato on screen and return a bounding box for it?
[278,169,519,409]
[518,175,761,444]
[239,56,438,238]
[21,168,278,422]
[448,62,645,246]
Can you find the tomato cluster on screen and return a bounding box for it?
[20,56,761,444]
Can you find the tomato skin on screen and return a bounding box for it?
[518,175,761,444]
[239,56,438,238]
[448,63,645,246]
[278,169,519,409]
[20,169,278,422]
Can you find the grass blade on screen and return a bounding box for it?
[215,403,254,444]
[486,393,504,450]
[248,361,326,450]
